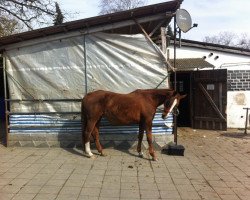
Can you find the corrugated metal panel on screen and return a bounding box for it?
[169,58,215,71]
[9,112,173,135]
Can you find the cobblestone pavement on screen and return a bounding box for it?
[0,128,249,200]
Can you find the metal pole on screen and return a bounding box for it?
[243,108,249,134]
[83,35,88,95]
[179,30,182,48]
[173,15,177,145]
[3,55,9,146]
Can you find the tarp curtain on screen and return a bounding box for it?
[5,33,169,113]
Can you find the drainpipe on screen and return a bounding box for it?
[243,108,249,134]
[83,35,88,94]
[2,55,9,146]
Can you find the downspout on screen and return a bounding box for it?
[2,54,9,146]
[83,35,88,94]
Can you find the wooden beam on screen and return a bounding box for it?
[198,83,226,121]
[161,27,167,54]
[134,19,175,72]
[149,19,166,37]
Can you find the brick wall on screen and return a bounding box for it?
[227,70,250,91]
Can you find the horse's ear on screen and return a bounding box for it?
[179,94,187,100]
[173,91,178,96]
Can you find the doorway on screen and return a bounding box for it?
[171,69,227,130]
[170,72,191,127]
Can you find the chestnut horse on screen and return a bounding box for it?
[81,89,186,161]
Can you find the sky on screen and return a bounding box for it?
[59,0,250,42]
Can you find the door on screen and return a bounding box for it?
[192,69,227,130]
[170,72,191,127]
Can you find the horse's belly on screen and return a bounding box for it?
[105,113,139,125]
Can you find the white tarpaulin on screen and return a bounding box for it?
[5,32,169,113]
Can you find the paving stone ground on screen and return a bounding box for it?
[0,128,249,200]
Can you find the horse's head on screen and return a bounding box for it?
[162,92,186,119]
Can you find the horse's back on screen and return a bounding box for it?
[83,89,152,109]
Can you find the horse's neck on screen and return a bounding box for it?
[149,89,172,107]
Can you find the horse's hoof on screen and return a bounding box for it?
[152,157,158,161]
[101,153,107,157]
[90,155,97,159]
[83,152,95,159]
[138,152,144,158]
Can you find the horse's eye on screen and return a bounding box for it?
[165,100,170,107]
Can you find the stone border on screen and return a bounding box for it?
[8,132,174,150]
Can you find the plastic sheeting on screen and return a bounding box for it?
[5,32,169,113]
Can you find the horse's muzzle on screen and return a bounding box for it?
[162,109,169,119]
[162,112,169,119]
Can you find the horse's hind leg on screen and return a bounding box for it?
[137,123,144,157]
[92,119,106,156]
[84,120,96,157]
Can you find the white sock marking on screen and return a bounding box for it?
[85,142,93,157]
[139,152,144,157]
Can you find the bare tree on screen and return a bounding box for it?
[0,0,60,32]
[99,0,147,15]
[236,33,250,49]
[203,31,236,46]
[203,31,250,49]
[0,17,21,37]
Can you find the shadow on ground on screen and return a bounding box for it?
[220,131,250,139]
[62,142,153,161]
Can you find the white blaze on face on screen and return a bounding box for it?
[166,98,177,118]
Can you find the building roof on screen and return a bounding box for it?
[0,0,182,50]
[170,58,215,71]
[171,39,250,56]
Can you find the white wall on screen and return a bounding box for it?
[168,45,250,128]
[168,46,250,70]
[228,91,250,128]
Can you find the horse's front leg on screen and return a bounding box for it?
[145,122,157,161]
[137,123,144,158]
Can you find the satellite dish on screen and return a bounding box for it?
[176,9,192,33]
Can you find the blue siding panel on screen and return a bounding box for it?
[9,112,173,135]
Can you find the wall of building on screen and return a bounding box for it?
[227,70,250,91]
[168,45,250,128]
[4,33,172,147]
